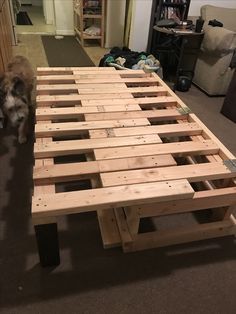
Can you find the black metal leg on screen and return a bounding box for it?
[34,223,60,267]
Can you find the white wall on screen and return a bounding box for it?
[189,0,236,16]
[43,0,55,25]
[54,0,74,35]
[105,0,126,48]
[129,0,152,51]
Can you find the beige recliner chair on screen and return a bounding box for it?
[193,5,236,95]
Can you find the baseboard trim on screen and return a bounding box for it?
[56,30,75,36]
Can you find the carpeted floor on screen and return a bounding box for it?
[0,38,236,313]
[41,36,94,67]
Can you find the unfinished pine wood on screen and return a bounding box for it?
[94,140,219,160]
[32,179,194,218]
[32,67,236,260]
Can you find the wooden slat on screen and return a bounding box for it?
[36,93,134,106]
[94,140,219,160]
[82,109,186,121]
[35,118,150,137]
[135,187,236,218]
[129,220,236,252]
[32,179,194,218]
[34,134,162,158]
[112,122,202,137]
[100,161,236,187]
[33,154,177,184]
[37,76,159,85]
[37,67,116,74]
[37,85,166,95]
[97,209,121,248]
[80,96,176,107]
[35,105,142,120]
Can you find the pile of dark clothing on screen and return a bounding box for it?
[99,47,162,74]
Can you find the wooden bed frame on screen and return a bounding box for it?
[32,67,236,266]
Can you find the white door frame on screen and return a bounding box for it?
[43,0,55,25]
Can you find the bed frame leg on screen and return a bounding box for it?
[34,223,60,267]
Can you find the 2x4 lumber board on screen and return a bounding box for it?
[32,179,194,218]
[33,121,57,225]
[100,161,236,187]
[114,208,133,247]
[133,187,236,218]
[37,77,158,85]
[137,96,177,106]
[33,154,177,184]
[112,122,202,137]
[37,66,116,74]
[81,98,138,107]
[128,220,236,252]
[73,69,147,77]
[37,85,166,95]
[77,86,165,95]
[82,109,186,122]
[151,72,235,161]
[80,96,176,107]
[97,209,121,248]
[35,105,141,121]
[37,83,127,94]
[34,134,162,158]
[94,139,219,160]
[35,118,151,137]
[36,93,134,106]
[78,77,159,85]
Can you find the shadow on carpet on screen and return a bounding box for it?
[41,36,94,67]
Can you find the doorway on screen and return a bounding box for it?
[14,0,55,35]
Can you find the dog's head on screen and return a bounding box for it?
[0,73,29,127]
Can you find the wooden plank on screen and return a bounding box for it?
[100,161,236,187]
[37,67,116,74]
[35,104,141,120]
[128,220,236,252]
[113,122,202,137]
[32,179,194,218]
[114,208,133,247]
[77,86,166,95]
[36,83,128,94]
[82,109,186,121]
[137,96,177,106]
[36,106,185,121]
[35,118,151,137]
[80,96,176,107]
[37,76,159,85]
[81,98,138,107]
[33,154,177,184]
[73,69,147,77]
[94,139,219,160]
[97,209,121,248]
[34,134,162,158]
[36,93,134,106]
[135,187,236,218]
[36,85,166,95]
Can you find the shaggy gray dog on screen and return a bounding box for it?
[0,56,34,144]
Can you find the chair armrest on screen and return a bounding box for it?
[201,26,236,57]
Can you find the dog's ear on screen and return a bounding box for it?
[12,76,26,96]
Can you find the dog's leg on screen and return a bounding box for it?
[18,118,28,144]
